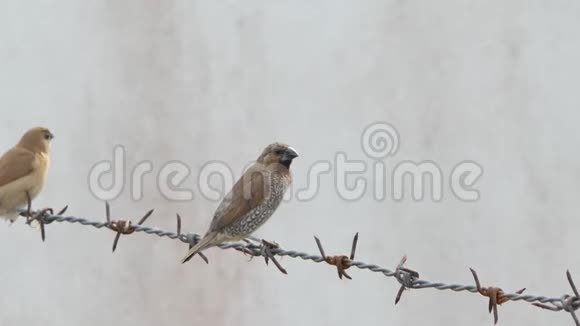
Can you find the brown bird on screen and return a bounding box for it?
[0,127,53,223]
[182,143,298,263]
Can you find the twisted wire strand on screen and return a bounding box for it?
[39,212,578,320]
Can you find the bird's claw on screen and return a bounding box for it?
[26,207,53,224]
[24,207,54,242]
[259,239,287,275]
[241,239,258,261]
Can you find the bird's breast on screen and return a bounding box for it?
[32,152,50,189]
[0,154,48,214]
[224,173,290,237]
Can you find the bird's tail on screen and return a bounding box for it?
[181,232,218,264]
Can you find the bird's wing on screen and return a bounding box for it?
[0,147,35,187]
[209,164,268,231]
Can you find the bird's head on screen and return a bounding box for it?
[257,143,299,169]
[18,127,54,153]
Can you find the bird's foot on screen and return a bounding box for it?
[259,239,280,262]
[241,239,259,260]
[25,207,59,242]
[258,239,287,275]
[26,205,67,226]
[243,236,263,246]
[26,207,53,226]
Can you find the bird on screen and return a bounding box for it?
[181,142,298,263]
[0,127,54,223]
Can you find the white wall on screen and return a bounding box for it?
[1,1,579,325]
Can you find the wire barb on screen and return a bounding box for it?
[394,255,419,305]
[237,239,288,274]
[105,202,155,252]
[470,268,526,324]
[259,239,287,275]
[20,191,68,242]
[176,214,182,236]
[314,232,358,280]
[533,270,580,326]
[182,233,209,264]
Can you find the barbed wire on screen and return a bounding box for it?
[17,203,580,325]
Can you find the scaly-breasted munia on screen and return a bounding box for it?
[0,127,53,223]
[182,143,298,263]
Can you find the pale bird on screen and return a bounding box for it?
[0,127,53,223]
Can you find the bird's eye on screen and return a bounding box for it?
[275,149,284,155]
[44,133,52,140]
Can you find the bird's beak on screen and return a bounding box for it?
[282,147,299,162]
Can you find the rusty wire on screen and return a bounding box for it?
[104,202,154,252]
[314,232,358,280]
[21,192,68,242]
[15,205,580,325]
[469,268,526,324]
